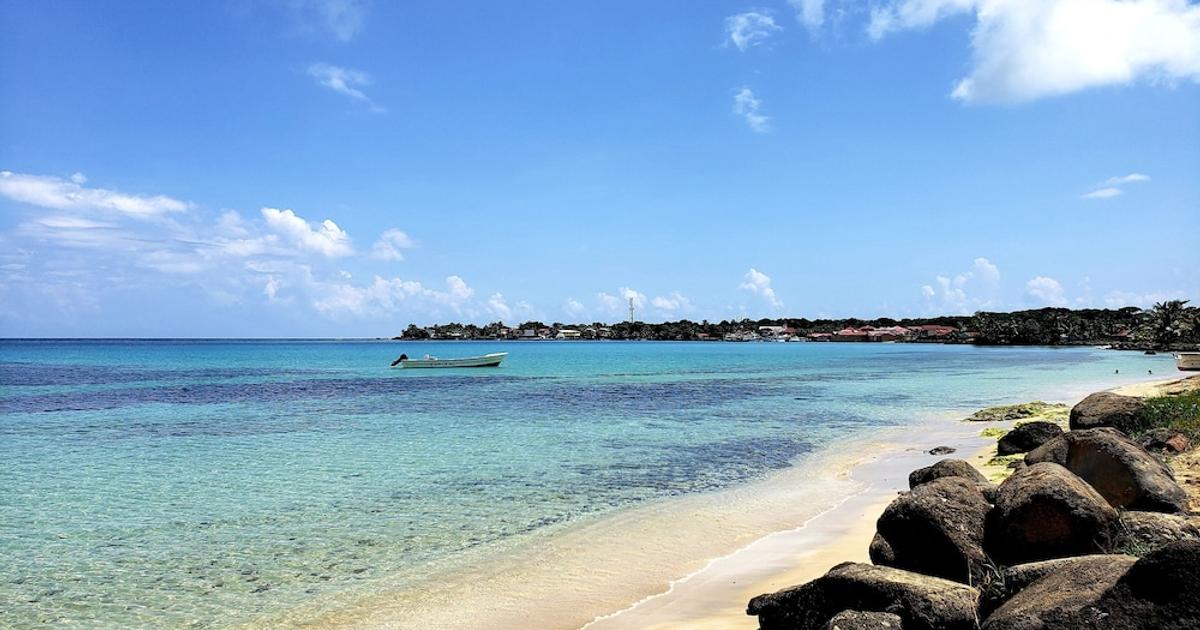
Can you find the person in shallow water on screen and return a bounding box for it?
[390,353,408,366]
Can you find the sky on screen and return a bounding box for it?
[1,0,1198,337]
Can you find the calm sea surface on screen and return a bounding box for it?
[0,340,1172,627]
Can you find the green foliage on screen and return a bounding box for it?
[1141,391,1200,439]
[980,427,1007,438]
[1137,300,1198,349]
[970,307,1144,345]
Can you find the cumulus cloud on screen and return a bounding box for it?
[788,0,826,32]
[1104,289,1190,308]
[598,291,622,312]
[564,297,586,318]
[263,276,286,302]
[733,87,770,132]
[920,257,1001,312]
[1026,275,1067,306]
[868,0,1200,103]
[1083,172,1150,199]
[725,11,782,50]
[0,171,188,217]
[261,207,354,257]
[487,292,513,320]
[651,291,694,314]
[740,268,783,308]
[312,274,474,317]
[307,63,384,111]
[371,228,416,261]
[620,287,647,309]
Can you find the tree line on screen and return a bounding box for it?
[396,300,1198,349]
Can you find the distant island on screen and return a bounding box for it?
[396,301,1199,350]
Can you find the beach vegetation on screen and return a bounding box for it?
[1139,391,1200,439]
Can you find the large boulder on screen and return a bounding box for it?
[907,459,987,489]
[1117,511,1200,553]
[997,422,1063,455]
[1084,540,1200,628]
[985,541,1200,629]
[868,532,896,565]
[985,462,1119,565]
[1025,428,1187,513]
[873,477,991,583]
[747,562,978,630]
[1139,427,1191,455]
[978,555,1133,619]
[1069,392,1148,433]
[981,554,1136,630]
[823,610,904,629]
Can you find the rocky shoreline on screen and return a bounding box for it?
[746,376,1200,630]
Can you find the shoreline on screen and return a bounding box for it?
[254,371,1176,629]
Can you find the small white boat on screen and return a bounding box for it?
[391,352,508,369]
[1175,352,1200,371]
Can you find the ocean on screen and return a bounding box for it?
[0,340,1173,628]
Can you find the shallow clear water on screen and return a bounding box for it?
[0,340,1172,628]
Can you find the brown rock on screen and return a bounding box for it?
[1026,428,1187,513]
[997,422,1063,455]
[985,462,1118,565]
[907,459,987,489]
[874,477,991,583]
[981,554,1136,629]
[1117,511,1200,553]
[1069,392,1148,433]
[823,610,904,629]
[1139,427,1191,454]
[747,562,978,630]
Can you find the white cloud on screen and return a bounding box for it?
[371,228,416,261]
[868,0,1200,103]
[312,274,474,318]
[287,0,367,42]
[789,0,826,32]
[739,267,783,308]
[564,297,586,318]
[651,291,693,314]
[261,207,354,257]
[619,287,647,309]
[920,257,1000,312]
[725,11,782,50]
[263,276,284,301]
[307,63,384,112]
[1082,187,1123,199]
[1104,289,1190,308]
[487,292,513,320]
[1103,172,1150,186]
[1026,275,1067,306]
[1083,172,1150,199]
[0,171,188,217]
[733,87,770,133]
[598,291,622,312]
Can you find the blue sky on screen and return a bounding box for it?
[1,0,1198,336]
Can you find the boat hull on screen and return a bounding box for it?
[396,352,508,369]
[1175,352,1200,371]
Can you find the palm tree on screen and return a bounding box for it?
[1146,300,1191,349]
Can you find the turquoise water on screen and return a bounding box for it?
[0,340,1173,628]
